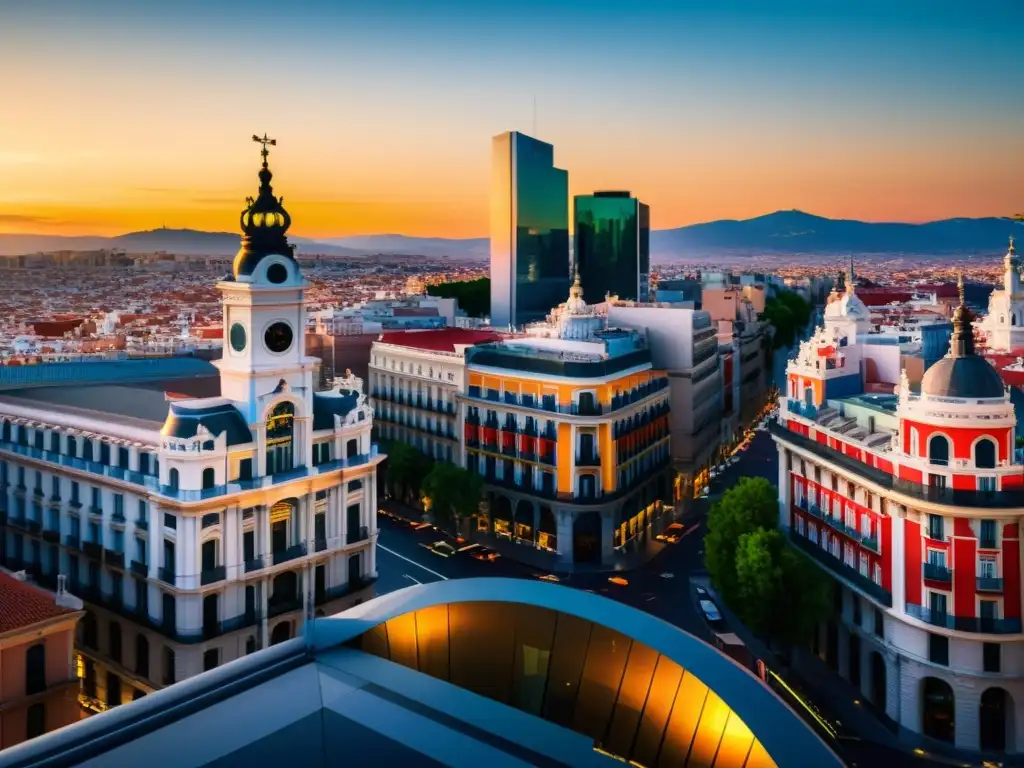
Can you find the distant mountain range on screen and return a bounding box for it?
[1,210,1020,260]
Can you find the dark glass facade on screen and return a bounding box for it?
[574,191,649,303]
[490,132,570,328]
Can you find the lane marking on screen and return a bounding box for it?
[402,574,422,585]
[378,544,449,581]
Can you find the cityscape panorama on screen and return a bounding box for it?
[1,2,1023,768]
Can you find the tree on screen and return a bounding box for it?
[421,462,483,533]
[704,477,779,604]
[734,528,830,648]
[380,440,430,505]
[761,290,812,349]
[427,278,491,318]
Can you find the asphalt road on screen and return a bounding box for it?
[375,425,781,643]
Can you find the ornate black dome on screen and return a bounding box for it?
[921,273,1005,399]
[233,134,297,279]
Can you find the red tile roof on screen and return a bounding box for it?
[0,572,78,635]
[377,328,505,353]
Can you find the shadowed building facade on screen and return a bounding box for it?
[574,191,650,304]
[490,131,570,329]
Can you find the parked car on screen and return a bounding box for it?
[421,540,478,558]
[656,523,685,543]
[468,546,500,562]
[699,599,727,631]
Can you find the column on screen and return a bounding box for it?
[256,425,267,477]
[368,537,377,578]
[339,481,349,546]
[601,513,615,565]
[777,445,790,531]
[181,516,198,589]
[260,575,270,648]
[224,505,240,579]
[260,505,272,563]
[954,687,980,752]
[148,506,161,578]
[890,506,906,614]
[556,511,573,565]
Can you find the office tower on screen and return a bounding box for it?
[489,132,570,329]
[573,191,650,303]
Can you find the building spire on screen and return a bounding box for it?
[949,271,975,358]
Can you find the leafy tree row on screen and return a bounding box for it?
[379,440,482,533]
[761,290,812,350]
[426,277,491,319]
[704,477,830,650]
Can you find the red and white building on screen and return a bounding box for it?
[772,275,1023,756]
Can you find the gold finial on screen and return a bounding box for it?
[252,133,277,167]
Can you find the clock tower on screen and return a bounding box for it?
[214,135,318,469]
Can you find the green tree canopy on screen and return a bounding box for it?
[421,462,483,532]
[734,528,831,647]
[762,290,812,349]
[705,476,830,649]
[380,440,431,504]
[704,477,780,603]
[427,277,491,318]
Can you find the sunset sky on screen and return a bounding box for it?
[2,0,1023,239]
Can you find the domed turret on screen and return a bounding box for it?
[921,272,1005,399]
[232,134,296,280]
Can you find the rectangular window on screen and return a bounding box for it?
[163,648,175,685]
[979,558,997,578]
[928,634,949,666]
[927,549,946,568]
[873,608,884,639]
[980,519,997,547]
[927,514,944,541]
[138,500,147,523]
[91,486,101,508]
[929,592,948,616]
[977,476,996,492]
[113,495,124,520]
[164,513,177,530]
[51,476,60,498]
[71,481,80,504]
[980,600,998,620]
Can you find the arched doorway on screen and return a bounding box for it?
[848,633,861,688]
[266,401,295,475]
[825,621,839,671]
[870,652,887,714]
[271,571,298,612]
[980,687,1014,753]
[492,495,512,538]
[573,512,602,564]
[270,621,292,646]
[514,500,534,543]
[922,677,955,744]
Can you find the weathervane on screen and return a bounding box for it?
[252,133,276,167]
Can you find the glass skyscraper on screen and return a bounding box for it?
[573,191,650,303]
[490,132,570,329]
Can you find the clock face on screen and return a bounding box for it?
[267,263,288,284]
[229,323,247,352]
[264,321,293,354]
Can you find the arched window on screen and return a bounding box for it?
[922,677,955,743]
[26,703,46,739]
[135,634,149,678]
[346,439,358,458]
[928,435,950,466]
[266,402,295,475]
[168,468,179,491]
[66,435,76,457]
[975,438,998,469]
[202,467,215,490]
[25,643,46,696]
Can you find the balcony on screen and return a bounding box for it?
[82,541,103,560]
[771,421,1024,509]
[88,505,103,518]
[65,535,81,551]
[268,595,303,618]
[245,557,264,573]
[977,576,1004,592]
[135,518,149,532]
[273,543,307,565]
[924,563,953,583]
[906,603,1022,634]
[110,514,126,529]
[42,528,60,544]
[6,516,26,531]
[789,531,892,607]
[25,519,42,535]
[130,560,148,577]
[159,567,176,586]
[104,549,125,570]
[200,566,226,586]
[347,526,369,545]
[861,535,880,553]
[576,453,601,467]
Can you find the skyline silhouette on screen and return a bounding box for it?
[1,0,1022,238]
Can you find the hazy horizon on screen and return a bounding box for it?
[2,0,1022,239]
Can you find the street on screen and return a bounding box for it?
[375,424,782,645]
